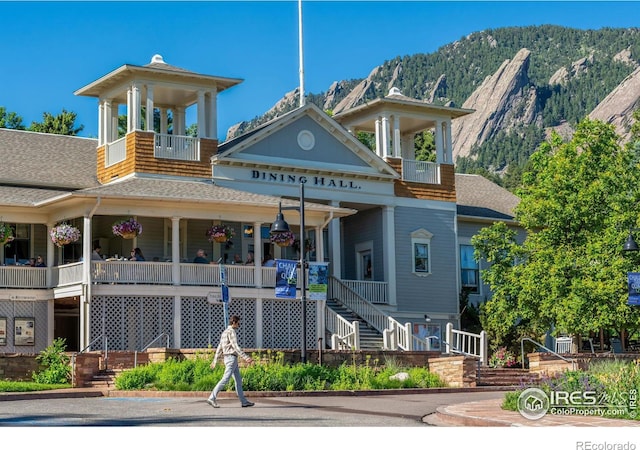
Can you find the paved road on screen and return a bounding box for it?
[0,390,506,427]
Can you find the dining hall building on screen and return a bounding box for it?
[0,55,520,356]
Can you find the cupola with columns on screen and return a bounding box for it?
[75,55,242,184]
[333,87,473,202]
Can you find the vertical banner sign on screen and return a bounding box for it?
[220,264,230,327]
[308,262,329,300]
[275,259,298,298]
[628,272,640,305]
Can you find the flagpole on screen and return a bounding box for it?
[298,0,305,107]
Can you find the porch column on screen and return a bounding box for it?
[173,295,181,349]
[175,106,186,136]
[393,115,401,157]
[160,108,168,135]
[127,87,133,132]
[131,82,142,131]
[98,99,104,146]
[82,216,92,284]
[400,133,412,159]
[110,102,119,142]
[171,217,181,285]
[103,99,112,146]
[314,225,323,262]
[328,201,341,278]
[253,221,263,288]
[381,114,390,157]
[382,206,397,306]
[145,84,154,132]
[197,90,206,138]
[435,120,444,164]
[444,120,453,164]
[45,222,55,286]
[375,117,382,157]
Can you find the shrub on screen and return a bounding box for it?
[32,338,71,384]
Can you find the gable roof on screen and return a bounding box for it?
[455,173,520,222]
[214,102,399,181]
[0,128,99,190]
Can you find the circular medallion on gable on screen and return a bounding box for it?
[297,130,315,150]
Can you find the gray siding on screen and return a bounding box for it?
[238,116,369,167]
[394,206,457,314]
[342,208,383,280]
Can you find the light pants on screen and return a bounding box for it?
[210,355,249,404]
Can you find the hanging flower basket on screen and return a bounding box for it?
[113,218,142,239]
[50,223,81,247]
[0,223,14,246]
[271,230,295,247]
[206,224,235,243]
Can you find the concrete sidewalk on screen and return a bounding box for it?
[424,398,640,427]
[2,387,639,427]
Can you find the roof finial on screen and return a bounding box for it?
[151,54,165,64]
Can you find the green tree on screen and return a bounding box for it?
[472,117,640,347]
[0,106,25,129]
[28,109,84,135]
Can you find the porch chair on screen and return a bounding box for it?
[555,336,573,354]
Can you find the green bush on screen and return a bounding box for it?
[32,338,71,384]
[113,353,446,393]
[502,360,640,421]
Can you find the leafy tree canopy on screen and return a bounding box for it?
[28,109,84,136]
[472,114,640,347]
[0,106,25,130]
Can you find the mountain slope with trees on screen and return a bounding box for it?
[229,25,640,188]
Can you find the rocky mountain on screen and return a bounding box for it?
[226,25,640,181]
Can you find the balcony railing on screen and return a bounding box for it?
[401,159,440,184]
[154,133,200,161]
[0,266,47,288]
[105,136,126,167]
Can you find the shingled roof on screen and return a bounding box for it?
[0,128,98,190]
[455,173,520,221]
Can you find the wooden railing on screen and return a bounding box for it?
[341,279,388,304]
[401,159,440,184]
[58,262,83,286]
[325,307,359,350]
[0,266,47,288]
[106,136,126,167]
[328,277,387,333]
[446,322,488,365]
[154,133,199,161]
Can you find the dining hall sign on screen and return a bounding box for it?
[250,170,362,190]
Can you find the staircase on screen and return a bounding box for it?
[475,367,540,387]
[326,298,384,350]
[84,369,120,389]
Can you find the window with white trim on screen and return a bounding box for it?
[411,229,432,276]
[460,244,480,293]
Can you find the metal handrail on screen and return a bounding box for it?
[135,332,170,367]
[520,337,576,370]
[71,335,108,386]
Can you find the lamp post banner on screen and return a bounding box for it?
[276,259,298,298]
[308,262,329,300]
[628,272,640,305]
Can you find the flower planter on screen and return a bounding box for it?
[213,236,228,243]
[120,231,138,240]
[276,240,294,248]
[207,225,235,243]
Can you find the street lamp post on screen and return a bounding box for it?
[270,182,307,363]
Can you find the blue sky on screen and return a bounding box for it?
[2,0,640,141]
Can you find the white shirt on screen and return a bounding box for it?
[212,325,249,366]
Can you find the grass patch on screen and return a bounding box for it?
[113,351,446,392]
[0,380,71,392]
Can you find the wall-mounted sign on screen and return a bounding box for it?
[0,317,6,346]
[250,170,362,190]
[14,317,35,346]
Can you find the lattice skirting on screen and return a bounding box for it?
[0,300,49,353]
[89,295,317,351]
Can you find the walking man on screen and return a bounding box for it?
[208,315,255,408]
